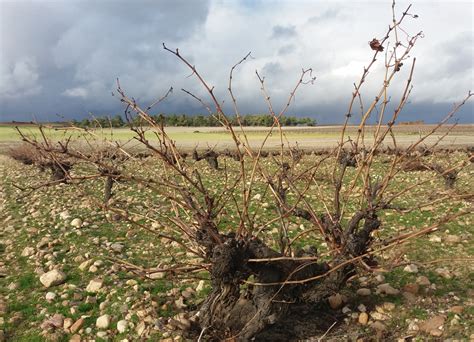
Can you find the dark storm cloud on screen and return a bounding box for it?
[0,1,472,123]
[0,0,211,121]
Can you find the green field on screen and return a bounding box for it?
[0,125,229,142]
[1,124,473,153]
[0,125,339,151]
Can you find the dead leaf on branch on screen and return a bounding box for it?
[369,38,384,52]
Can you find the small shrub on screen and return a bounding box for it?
[8,143,40,165]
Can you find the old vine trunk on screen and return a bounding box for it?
[196,215,380,340]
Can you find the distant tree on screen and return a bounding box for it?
[80,118,91,127]
[74,113,315,128]
[111,115,125,127]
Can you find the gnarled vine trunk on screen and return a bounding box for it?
[197,215,380,340]
[104,175,114,203]
[48,161,72,182]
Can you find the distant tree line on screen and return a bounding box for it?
[72,114,316,128]
[72,115,125,128]
[398,120,425,125]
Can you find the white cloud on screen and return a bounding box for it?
[0,57,41,98]
[332,61,366,78]
[62,87,88,98]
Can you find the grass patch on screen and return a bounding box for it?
[18,273,37,290]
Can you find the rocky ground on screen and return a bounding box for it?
[0,152,473,341]
[0,155,208,341]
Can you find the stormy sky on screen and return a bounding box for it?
[0,0,472,123]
